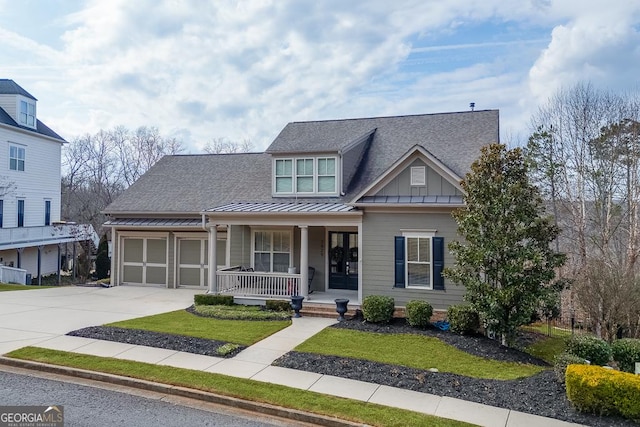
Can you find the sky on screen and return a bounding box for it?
[2,0,640,153]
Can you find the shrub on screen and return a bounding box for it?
[361,295,395,323]
[194,294,234,306]
[565,335,612,366]
[194,304,291,321]
[612,338,640,374]
[216,343,241,357]
[566,364,640,422]
[405,300,433,329]
[266,300,292,312]
[553,352,587,383]
[447,305,480,335]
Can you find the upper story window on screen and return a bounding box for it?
[273,156,337,196]
[9,145,25,171]
[19,100,36,127]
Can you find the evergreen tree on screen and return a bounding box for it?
[445,144,565,346]
[95,233,110,280]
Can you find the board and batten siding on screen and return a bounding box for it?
[361,211,465,310]
[376,159,462,197]
[0,126,62,228]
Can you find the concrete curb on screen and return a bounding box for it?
[0,356,364,427]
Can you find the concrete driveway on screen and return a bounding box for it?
[0,286,202,355]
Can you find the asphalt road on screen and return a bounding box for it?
[0,368,304,427]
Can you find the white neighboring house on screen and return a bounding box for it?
[0,79,97,285]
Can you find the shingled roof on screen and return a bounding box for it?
[0,79,66,142]
[268,110,499,197]
[105,110,499,215]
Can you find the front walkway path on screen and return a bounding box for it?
[1,286,585,427]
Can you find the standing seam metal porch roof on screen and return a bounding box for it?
[205,202,358,213]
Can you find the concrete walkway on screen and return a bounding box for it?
[0,286,585,427]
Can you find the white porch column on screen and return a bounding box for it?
[207,224,218,294]
[299,225,309,298]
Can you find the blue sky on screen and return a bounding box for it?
[1,0,639,152]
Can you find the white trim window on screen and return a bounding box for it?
[273,156,337,195]
[253,230,291,272]
[19,100,36,127]
[9,145,25,171]
[404,231,434,289]
[275,159,293,193]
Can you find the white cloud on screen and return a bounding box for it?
[2,0,640,152]
[529,1,640,102]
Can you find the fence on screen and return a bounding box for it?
[0,265,28,285]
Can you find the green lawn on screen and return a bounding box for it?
[521,322,573,338]
[0,283,56,291]
[295,328,545,380]
[7,347,475,427]
[106,309,291,346]
[525,336,566,364]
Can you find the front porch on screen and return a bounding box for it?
[216,266,358,303]
[204,202,363,304]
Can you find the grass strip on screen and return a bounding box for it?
[525,336,566,364]
[106,309,290,346]
[295,328,545,380]
[7,347,475,427]
[0,283,56,291]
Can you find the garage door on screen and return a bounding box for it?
[122,237,167,286]
[177,239,208,287]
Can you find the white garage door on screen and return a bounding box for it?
[122,237,167,286]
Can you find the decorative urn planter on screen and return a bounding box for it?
[290,295,304,318]
[334,298,350,321]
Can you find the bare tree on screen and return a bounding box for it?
[528,83,640,338]
[62,126,184,234]
[202,137,253,154]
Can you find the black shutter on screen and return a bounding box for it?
[394,236,405,288]
[433,236,445,290]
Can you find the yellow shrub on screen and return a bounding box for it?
[565,364,640,422]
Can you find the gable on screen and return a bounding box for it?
[351,145,464,205]
[374,159,462,197]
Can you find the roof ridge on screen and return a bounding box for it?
[289,109,498,125]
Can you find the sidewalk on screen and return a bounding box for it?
[25,316,584,427]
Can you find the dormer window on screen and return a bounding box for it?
[19,100,36,127]
[273,156,338,196]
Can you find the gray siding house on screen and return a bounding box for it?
[104,110,499,311]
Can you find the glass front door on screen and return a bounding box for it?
[328,232,358,290]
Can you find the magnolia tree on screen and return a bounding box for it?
[445,144,566,346]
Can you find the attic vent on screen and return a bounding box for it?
[410,166,426,186]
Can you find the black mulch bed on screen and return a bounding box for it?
[67,313,635,426]
[273,318,636,427]
[67,326,246,358]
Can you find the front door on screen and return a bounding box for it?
[328,232,358,290]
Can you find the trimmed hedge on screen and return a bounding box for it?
[566,364,640,422]
[194,294,234,306]
[553,352,587,383]
[612,338,640,374]
[405,300,433,329]
[447,305,480,335]
[565,335,612,366]
[361,295,395,323]
[266,300,292,312]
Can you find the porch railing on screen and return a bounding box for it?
[216,267,300,298]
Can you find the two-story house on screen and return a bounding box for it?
[104,110,498,313]
[0,79,95,285]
